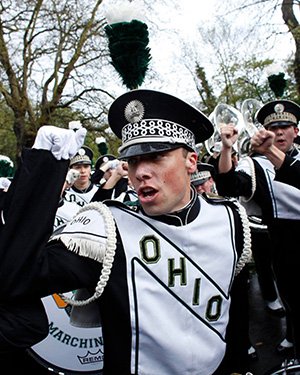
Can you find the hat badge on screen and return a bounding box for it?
[274,103,285,114]
[124,100,145,123]
[78,148,86,156]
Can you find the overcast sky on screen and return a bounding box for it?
[102,0,296,104]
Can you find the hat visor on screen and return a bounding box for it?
[191,178,209,186]
[119,142,191,159]
[265,121,297,128]
[70,160,92,166]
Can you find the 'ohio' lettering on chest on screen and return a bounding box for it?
[71,215,91,225]
[139,234,223,322]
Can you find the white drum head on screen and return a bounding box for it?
[29,293,103,374]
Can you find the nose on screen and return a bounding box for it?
[273,127,284,135]
[134,161,152,182]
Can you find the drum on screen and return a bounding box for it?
[28,292,103,374]
[265,359,300,374]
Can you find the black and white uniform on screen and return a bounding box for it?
[216,147,300,355]
[91,169,137,204]
[52,195,248,375]
[274,153,300,189]
[64,184,99,207]
[54,183,98,232]
[0,149,248,374]
[54,198,80,231]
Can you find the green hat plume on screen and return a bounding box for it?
[268,72,287,98]
[104,1,151,90]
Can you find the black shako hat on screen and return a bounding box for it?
[94,154,117,170]
[69,146,93,166]
[191,162,215,186]
[108,89,214,159]
[256,99,300,128]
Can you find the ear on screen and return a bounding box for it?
[185,152,198,173]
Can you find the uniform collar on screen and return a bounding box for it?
[141,187,199,226]
[71,183,94,194]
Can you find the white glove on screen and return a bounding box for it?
[66,169,80,185]
[106,160,120,170]
[100,159,118,172]
[0,177,11,191]
[32,125,87,160]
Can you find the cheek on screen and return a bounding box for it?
[128,168,134,180]
[162,164,186,189]
[128,169,138,189]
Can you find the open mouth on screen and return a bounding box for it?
[138,187,158,200]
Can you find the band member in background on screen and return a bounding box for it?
[91,154,136,203]
[216,99,300,363]
[190,162,217,196]
[64,145,98,207]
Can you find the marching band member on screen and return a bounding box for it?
[64,146,99,207]
[216,99,300,363]
[0,90,252,374]
[190,162,218,196]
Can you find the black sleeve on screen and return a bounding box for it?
[215,168,253,198]
[91,186,114,201]
[214,200,250,374]
[275,154,300,189]
[215,266,250,374]
[0,190,6,215]
[0,298,49,352]
[90,169,105,184]
[0,148,69,299]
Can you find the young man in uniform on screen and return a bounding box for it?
[64,145,99,207]
[190,162,217,195]
[216,99,300,364]
[0,90,251,374]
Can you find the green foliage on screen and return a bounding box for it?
[195,64,218,114]
[213,56,276,107]
[0,101,17,164]
[105,19,151,90]
[46,107,85,129]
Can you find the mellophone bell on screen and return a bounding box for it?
[203,99,263,159]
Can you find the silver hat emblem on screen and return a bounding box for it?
[78,148,86,156]
[124,100,145,123]
[274,103,284,113]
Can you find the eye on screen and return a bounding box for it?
[127,158,138,166]
[148,152,166,161]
